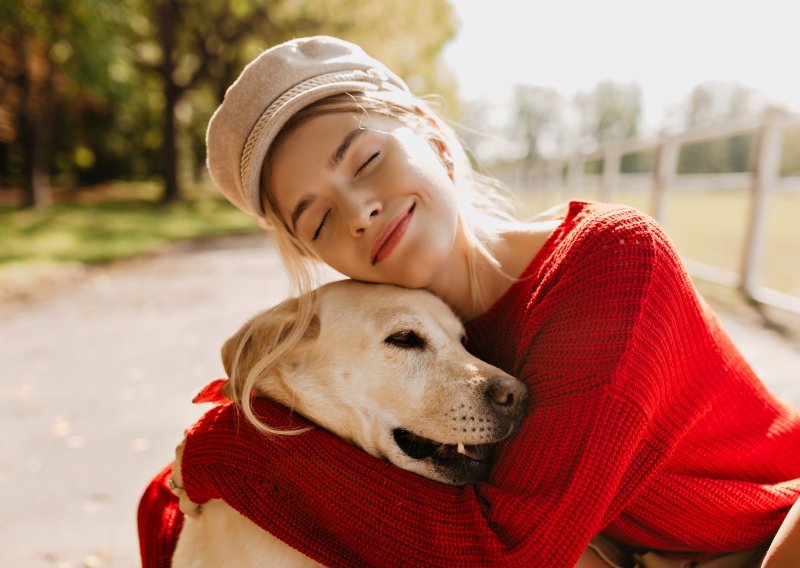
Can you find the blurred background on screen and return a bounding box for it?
[1,1,799,567]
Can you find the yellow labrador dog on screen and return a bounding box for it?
[171,280,527,568]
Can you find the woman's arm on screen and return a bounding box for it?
[179,205,687,566]
[181,388,657,567]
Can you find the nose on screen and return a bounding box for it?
[485,376,527,415]
[340,192,381,237]
[349,207,380,236]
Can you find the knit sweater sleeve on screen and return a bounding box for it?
[181,206,684,567]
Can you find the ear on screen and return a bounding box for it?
[220,320,253,381]
[431,138,454,179]
[430,137,447,155]
[411,106,455,179]
[220,298,321,397]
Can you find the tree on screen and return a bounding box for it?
[510,85,563,161]
[576,80,642,150]
[1,0,457,204]
[128,0,457,203]
[678,82,767,174]
[685,81,762,129]
[0,0,131,207]
[1,2,60,207]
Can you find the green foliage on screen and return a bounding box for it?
[0,0,457,199]
[620,150,653,173]
[685,82,760,129]
[677,134,754,174]
[675,83,781,175]
[0,0,160,187]
[583,158,602,175]
[781,127,800,176]
[577,81,642,146]
[511,86,562,161]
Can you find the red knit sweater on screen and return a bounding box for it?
[138,201,800,567]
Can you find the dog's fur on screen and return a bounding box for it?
[172,280,527,567]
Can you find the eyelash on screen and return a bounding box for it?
[311,151,381,241]
[313,209,331,241]
[355,151,381,176]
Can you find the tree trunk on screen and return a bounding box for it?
[20,35,54,209]
[159,0,181,203]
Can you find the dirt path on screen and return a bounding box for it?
[1,235,798,567]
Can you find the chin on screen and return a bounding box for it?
[397,242,455,289]
[395,269,442,291]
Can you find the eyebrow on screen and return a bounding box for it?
[329,127,367,169]
[289,128,367,233]
[291,195,314,233]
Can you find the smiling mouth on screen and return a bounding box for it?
[371,204,415,265]
[392,428,496,463]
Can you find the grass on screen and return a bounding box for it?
[513,187,800,296]
[0,181,260,275]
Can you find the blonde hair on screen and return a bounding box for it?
[232,90,523,434]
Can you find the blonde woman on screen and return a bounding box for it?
[138,36,800,567]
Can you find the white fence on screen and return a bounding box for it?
[493,112,800,315]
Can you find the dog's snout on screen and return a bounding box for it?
[485,376,526,412]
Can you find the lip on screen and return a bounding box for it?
[371,203,415,265]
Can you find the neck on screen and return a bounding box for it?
[424,225,508,322]
[425,251,486,323]
[426,219,561,322]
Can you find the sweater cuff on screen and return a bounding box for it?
[180,398,316,504]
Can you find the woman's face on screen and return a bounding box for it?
[268,111,461,289]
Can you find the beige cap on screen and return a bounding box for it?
[206,35,409,218]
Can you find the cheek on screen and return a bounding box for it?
[397,240,450,288]
[316,242,362,277]
[393,204,457,287]
[368,352,428,404]
[421,168,460,243]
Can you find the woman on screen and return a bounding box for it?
[138,36,800,567]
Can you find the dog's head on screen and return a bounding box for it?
[221,280,527,486]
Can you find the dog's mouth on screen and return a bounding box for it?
[392,428,496,463]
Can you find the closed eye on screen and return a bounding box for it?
[384,330,426,349]
[355,151,380,177]
[313,209,331,241]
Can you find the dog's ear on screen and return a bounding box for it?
[220,320,255,382]
[220,298,320,398]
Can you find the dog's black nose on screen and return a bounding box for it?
[485,376,526,413]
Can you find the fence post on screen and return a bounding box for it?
[652,137,679,223]
[601,145,621,202]
[741,113,784,301]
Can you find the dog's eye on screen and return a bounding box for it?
[385,330,426,349]
[460,334,467,346]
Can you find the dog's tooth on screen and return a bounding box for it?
[457,442,466,455]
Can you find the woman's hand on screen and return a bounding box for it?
[762,497,800,568]
[170,433,202,518]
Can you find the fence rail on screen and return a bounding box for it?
[493,112,800,315]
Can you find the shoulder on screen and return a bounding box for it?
[510,204,696,397]
[488,201,679,317]
[549,201,682,281]
[529,200,694,331]
[563,201,667,249]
